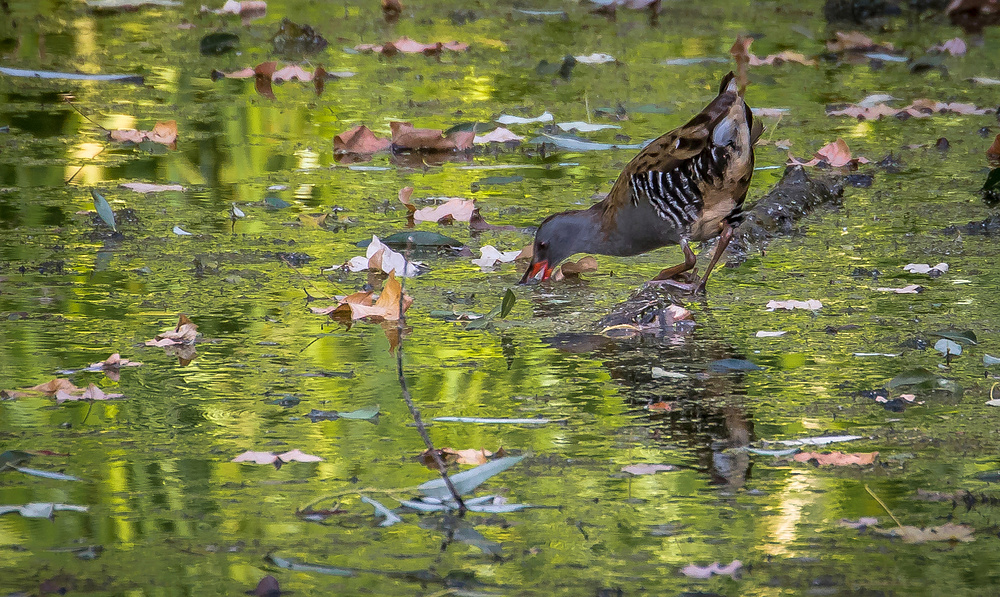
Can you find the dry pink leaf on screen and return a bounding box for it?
[120,183,186,193]
[788,139,868,168]
[793,451,878,466]
[932,37,967,55]
[276,449,323,463]
[413,198,475,223]
[474,127,524,144]
[272,65,312,82]
[680,560,743,579]
[622,463,677,475]
[217,67,255,79]
[766,299,823,311]
[232,451,279,464]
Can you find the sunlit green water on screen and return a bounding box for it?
[2,0,1000,594]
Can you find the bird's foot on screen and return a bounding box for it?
[644,271,707,295]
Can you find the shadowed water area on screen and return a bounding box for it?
[2,0,1000,594]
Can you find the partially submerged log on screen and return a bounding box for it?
[598,166,844,330]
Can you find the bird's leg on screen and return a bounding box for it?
[694,222,734,294]
[652,239,697,281]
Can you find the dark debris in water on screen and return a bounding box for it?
[943,214,1000,236]
[271,19,328,55]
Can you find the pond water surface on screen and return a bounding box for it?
[2,0,1000,595]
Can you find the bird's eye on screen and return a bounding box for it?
[538,241,548,250]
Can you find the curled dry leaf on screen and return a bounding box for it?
[472,245,521,268]
[313,272,413,321]
[766,299,822,311]
[31,378,80,395]
[413,197,475,223]
[793,451,878,466]
[390,121,474,152]
[560,256,599,276]
[92,353,142,369]
[334,125,391,154]
[398,186,416,214]
[988,134,1000,161]
[788,139,868,168]
[145,314,198,347]
[344,235,423,277]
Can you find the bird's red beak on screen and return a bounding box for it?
[519,260,551,284]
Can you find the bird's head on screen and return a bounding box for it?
[519,211,586,284]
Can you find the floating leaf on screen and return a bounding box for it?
[887,368,939,389]
[934,338,962,357]
[984,354,1000,366]
[932,330,977,345]
[266,555,353,576]
[500,288,516,318]
[417,455,526,499]
[622,463,677,475]
[337,405,380,420]
[91,190,117,231]
[793,451,878,466]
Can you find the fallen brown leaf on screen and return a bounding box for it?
[334,125,391,154]
[31,378,80,395]
[390,121,474,152]
[988,133,1000,161]
[560,256,599,276]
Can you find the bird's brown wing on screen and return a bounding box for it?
[599,75,747,232]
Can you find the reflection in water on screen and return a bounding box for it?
[545,320,754,491]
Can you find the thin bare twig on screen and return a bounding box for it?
[397,250,467,514]
[865,484,902,528]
